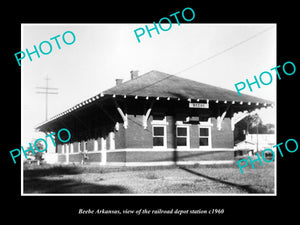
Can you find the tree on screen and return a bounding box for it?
[265,123,275,134]
[24,139,45,164]
[250,113,261,152]
[234,114,275,143]
[34,140,44,162]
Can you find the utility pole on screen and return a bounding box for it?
[253,113,260,153]
[36,75,58,121]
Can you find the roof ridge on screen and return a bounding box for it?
[125,70,174,96]
[102,70,273,103]
[103,70,155,91]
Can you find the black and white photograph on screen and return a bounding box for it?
[4,2,299,221]
[21,23,276,195]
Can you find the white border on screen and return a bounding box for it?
[21,23,277,197]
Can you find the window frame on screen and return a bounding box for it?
[198,123,212,149]
[152,125,167,149]
[151,115,168,149]
[176,125,190,149]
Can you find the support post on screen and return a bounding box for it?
[70,143,74,153]
[93,139,98,151]
[65,144,69,164]
[101,137,107,165]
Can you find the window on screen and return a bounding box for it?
[176,126,189,148]
[153,126,166,147]
[151,115,168,149]
[199,126,211,148]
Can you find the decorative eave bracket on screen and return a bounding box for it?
[143,99,155,129]
[231,110,254,131]
[113,99,128,129]
[217,105,230,130]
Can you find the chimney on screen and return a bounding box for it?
[130,70,139,80]
[115,78,123,86]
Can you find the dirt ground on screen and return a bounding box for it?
[23,162,275,194]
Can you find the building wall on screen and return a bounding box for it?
[177,150,234,161]
[86,139,94,152]
[56,149,234,164]
[69,153,81,162]
[57,144,62,154]
[57,154,66,162]
[115,124,125,149]
[211,117,234,148]
[125,115,153,148]
[97,137,102,150]
[107,151,126,162]
[84,152,101,163]
[106,135,110,150]
[166,116,176,149]
[57,152,102,164]
[79,140,84,152]
[190,124,199,149]
[125,151,173,162]
[73,142,79,152]
[53,114,235,164]
[55,115,234,153]
[107,150,234,163]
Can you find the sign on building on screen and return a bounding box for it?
[189,102,209,108]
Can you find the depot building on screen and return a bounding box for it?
[36,70,273,166]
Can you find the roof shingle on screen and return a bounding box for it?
[103,70,273,104]
[36,70,274,130]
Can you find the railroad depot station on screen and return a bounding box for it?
[36,70,274,166]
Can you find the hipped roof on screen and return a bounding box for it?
[104,70,273,104]
[36,70,274,130]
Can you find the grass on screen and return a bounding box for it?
[23,161,275,194]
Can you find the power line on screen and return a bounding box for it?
[36,75,59,121]
[175,26,275,75]
[50,26,275,119]
[127,26,275,95]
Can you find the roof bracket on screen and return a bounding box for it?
[231,110,253,131]
[217,105,230,130]
[143,99,155,129]
[113,99,128,129]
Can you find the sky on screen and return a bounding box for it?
[21,23,276,145]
